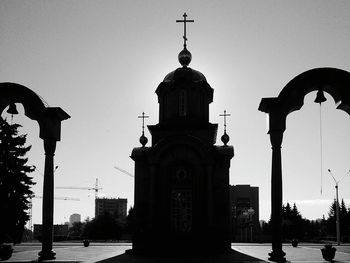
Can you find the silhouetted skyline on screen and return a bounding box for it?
[1,1,350,224]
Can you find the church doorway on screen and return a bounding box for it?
[170,165,193,234]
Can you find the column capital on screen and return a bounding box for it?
[269,130,283,149]
[44,139,57,156]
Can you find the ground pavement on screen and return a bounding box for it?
[2,242,350,263]
[233,243,350,263]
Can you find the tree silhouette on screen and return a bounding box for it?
[327,199,337,219]
[68,222,84,240]
[83,212,122,240]
[282,202,304,240]
[0,117,35,244]
[263,201,350,241]
[326,199,350,240]
[291,203,302,220]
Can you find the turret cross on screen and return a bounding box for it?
[219,110,231,133]
[176,12,194,48]
[138,112,149,135]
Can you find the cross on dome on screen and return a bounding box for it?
[219,110,231,133]
[219,110,231,146]
[176,12,194,49]
[138,112,149,147]
[176,13,194,67]
[138,112,149,135]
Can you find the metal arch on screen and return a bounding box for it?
[0,82,70,260]
[0,82,46,120]
[259,67,350,133]
[0,82,70,140]
[260,67,350,118]
[278,67,350,114]
[258,67,350,262]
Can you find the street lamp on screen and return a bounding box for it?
[327,169,350,245]
[247,208,255,242]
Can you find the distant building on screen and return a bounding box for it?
[95,198,127,220]
[230,184,259,241]
[69,213,81,227]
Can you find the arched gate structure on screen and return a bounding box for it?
[259,67,350,262]
[0,83,70,260]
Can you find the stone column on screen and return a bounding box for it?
[268,130,286,262]
[38,139,57,260]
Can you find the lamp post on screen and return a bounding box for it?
[241,211,248,241]
[247,208,255,242]
[327,169,350,245]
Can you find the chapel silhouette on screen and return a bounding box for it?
[131,13,234,254]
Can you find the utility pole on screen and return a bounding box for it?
[335,182,340,246]
[328,169,350,245]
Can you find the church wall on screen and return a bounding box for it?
[209,147,233,251]
[131,149,151,249]
[132,139,234,253]
[132,48,233,253]
[157,81,211,124]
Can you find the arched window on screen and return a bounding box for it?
[171,166,192,233]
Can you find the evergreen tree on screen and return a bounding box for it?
[325,200,336,236]
[291,203,302,221]
[325,199,350,238]
[339,199,347,221]
[284,203,292,219]
[282,202,304,240]
[328,199,337,220]
[282,203,293,239]
[339,199,349,238]
[0,117,35,244]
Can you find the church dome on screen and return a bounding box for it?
[163,67,207,83]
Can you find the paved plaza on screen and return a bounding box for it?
[2,242,350,263]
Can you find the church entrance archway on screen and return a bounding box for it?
[258,67,350,262]
[0,82,70,260]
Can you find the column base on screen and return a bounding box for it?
[268,249,286,262]
[38,250,56,260]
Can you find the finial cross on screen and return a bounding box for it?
[219,110,231,133]
[138,112,149,135]
[176,12,194,48]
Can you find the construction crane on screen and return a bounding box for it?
[28,194,80,239]
[114,166,134,178]
[31,194,80,201]
[56,178,102,199]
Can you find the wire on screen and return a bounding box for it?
[319,104,324,195]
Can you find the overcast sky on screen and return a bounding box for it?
[1,0,350,225]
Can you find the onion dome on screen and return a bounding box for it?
[221,132,230,146]
[163,66,207,83]
[155,53,213,125]
[139,133,148,147]
[178,47,192,67]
